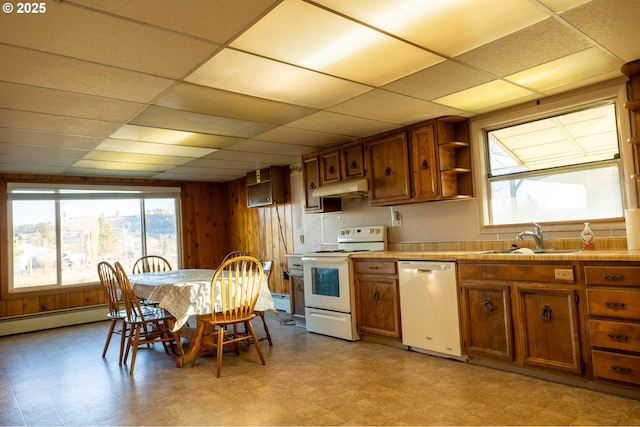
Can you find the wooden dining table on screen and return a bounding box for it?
[129,268,275,367]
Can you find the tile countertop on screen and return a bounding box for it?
[349,249,640,262]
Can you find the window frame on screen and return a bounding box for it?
[470,79,634,236]
[7,183,182,294]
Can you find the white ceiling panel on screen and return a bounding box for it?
[0,82,144,123]
[230,0,445,86]
[68,0,279,44]
[0,0,634,182]
[130,106,275,137]
[0,45,175,103]
[328,89,464,125]
[186,49,373,108]
[0,1,219,79]
[154,82,316,124]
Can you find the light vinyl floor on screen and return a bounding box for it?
[1,312,639,426]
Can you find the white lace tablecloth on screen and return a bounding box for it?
[130,269,275,331]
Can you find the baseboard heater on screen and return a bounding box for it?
[0,305,108,337]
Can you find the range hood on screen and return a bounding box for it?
[311,178,369,199]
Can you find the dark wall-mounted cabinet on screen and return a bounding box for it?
[247,166,285,207]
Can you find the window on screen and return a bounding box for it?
[475,82,632,228]
[9,184,181,292]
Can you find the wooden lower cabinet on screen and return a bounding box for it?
[459,261,584,376]
[585,262,640,387]
[461,283,513,360]
[353,259,402,339]
[517,286,582,373]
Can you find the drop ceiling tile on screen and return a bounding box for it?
[0,82,143,123]
[186,49,373,108]
[383,60,495,101]
[130,105,275,137]
[0,1,219,79]
[151,170,240,182]
[154,82,316,124]
[506,47,623,92]
[68,0,278,44]
[0,45,175,103]
[225,139,315,156]
[64,167,157,179]
[111,125,241,149]
[205,149,298,165]
[0,143,88,161]
[328,89,464,125]
[456,18,592,77]
[95,139,216,158]
[253,126,350,147]
[561,0,640,62]
[0,129,103,150]
[0,161,66,175]
[83,151,195,166]
[72,159,173,172]
[0,109,120,138]
[230,0,445,86]
[315,0,549,56]
[286,111,399,138]
[0,153,78,168]
[433,80,535,112]
[185,157,272,170]
[540,0,592,12]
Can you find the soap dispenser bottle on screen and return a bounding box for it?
[581,222,595,250]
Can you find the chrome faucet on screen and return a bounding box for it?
[516,222,544,251]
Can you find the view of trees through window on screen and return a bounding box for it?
[10,186,179,291]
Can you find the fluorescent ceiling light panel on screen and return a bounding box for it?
[433,80,534,111]
[111,124,240,149]
[72,159,172,172]
[505,47,623,92]
[314,0,548,56]
[83,151,194,166]
[186,49,371,109]
[96,139,217,158]
[230,0,444,86]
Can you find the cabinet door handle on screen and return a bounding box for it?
[329,165,336,174]
[373,290,380,301]
[602,273,623,281]
[610,365,632,374]
[309,182,316,190]
[421,160,429,169]
[541,304,552,320]
[482,300,493,312]
[607,333,629,342]
[604,301,626,308]
[385,166,391,176]
[368,266,379,269]
[351,160,358,169]
[296,284,303,292]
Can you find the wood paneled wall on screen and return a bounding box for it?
[0,170,294,320]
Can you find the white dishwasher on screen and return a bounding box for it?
[398,260,467,361]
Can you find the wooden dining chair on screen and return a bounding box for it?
[253,260,273,346]
[191,256,266,377]
[221,250,249,264]
[97,261,128,364]
[132,255,172,274]
[114,261,183,375]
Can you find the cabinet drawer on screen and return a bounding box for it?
[458,263,576,284]
[589,319,640,352]
[353,260,397,275]
[584,266,640,287]
[592,350,640,386]
[587,289,640,320]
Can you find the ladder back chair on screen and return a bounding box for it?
[191,256,266,377]
[97,261,127,364]
[114,262,183,375]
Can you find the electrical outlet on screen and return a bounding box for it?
[390,207,403,227]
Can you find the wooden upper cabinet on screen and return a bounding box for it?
[342,141,365,180]
[367,132,411,206]
[320,148,341,185]
[302,153,341,213]
[409,121,440,201]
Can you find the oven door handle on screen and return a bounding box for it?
[301,257,350,264]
